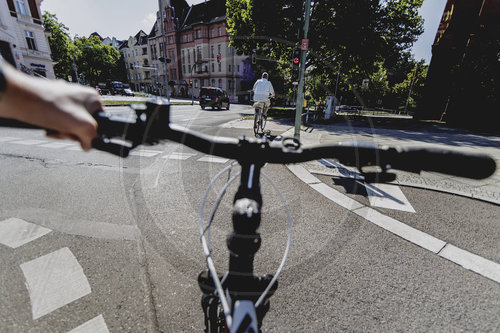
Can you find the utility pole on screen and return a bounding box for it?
[294,0,312,139]
[158,0,170,101]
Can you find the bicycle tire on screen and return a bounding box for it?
[260,110,267,133]
[253,109,261,136]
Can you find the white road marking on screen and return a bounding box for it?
[0,137,21,142]
[353,207,446,253]
[20,247,91,319]
[439,244,500,283]
[319,159,364,179]
[288,163,500,283]
[0,218,52,249]
[287,164,322,184]
[198,155,230,164]
[10,139,47,145]
[161,152,196,160]
[38,142,76,149]
[364,182,416,213]
[129,149,162,157]
[66,146,82,151]
[68,315,109,333]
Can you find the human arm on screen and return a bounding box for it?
[0,60,100,151]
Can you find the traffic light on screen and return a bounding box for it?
[217,54,221,63]
[292,49,300,67]
[251,53,256,64]
[158,57,171,64]
[189,79,193,86]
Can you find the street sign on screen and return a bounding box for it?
[301,39,309,51]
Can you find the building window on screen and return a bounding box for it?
[217,27,221,36]
[212,79,215,86]
[15,0,28,15]
[228,46,232,55]
[196,29,201,38]
[218,62,221,72]
[211,45,214,57]
[187,49,190,63]
[210,29,214,38]
[143,47,147,55]
[25,31,36,50]
[201,79,205,87]
[211,63,214,72]
[195,80,198,88]
[168,36,173,44]
[197,46,202,60]
[237,65,240,72]
[171,69,177,80]
[218,44,221,55]
[182,65,186,74]
[218,79,222,88]
[181,50,185,64]
[228,64,232,72]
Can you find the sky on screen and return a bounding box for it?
[40,0,447,63]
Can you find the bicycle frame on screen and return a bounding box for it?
[253,101,267,136]
[198,161,278,332]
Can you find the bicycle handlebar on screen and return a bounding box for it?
[1,98,496,180]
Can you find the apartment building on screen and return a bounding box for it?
[119,30,151,92]
[0,0,54,78]
[121,0,248,100]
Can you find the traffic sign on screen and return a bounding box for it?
[301,39,309,51]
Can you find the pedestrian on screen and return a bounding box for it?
[0,56,100,151]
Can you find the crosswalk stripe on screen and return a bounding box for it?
[20,247,92,319]
[0,218,52,249]
[68,315,109,333]
[0,137,21,142]
[10,139,47,145]
[129,150,162,157]
[161,152,196,160]
[198,155,230,164]
[38,142,76,149]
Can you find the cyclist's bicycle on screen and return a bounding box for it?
[252,96,272,136]
[4,99,496,332]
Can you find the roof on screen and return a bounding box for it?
[183,0,225,27]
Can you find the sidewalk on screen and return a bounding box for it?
[281,118,500,205]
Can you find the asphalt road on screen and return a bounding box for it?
[0,103,498,332]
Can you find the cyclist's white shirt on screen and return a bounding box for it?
[253,78,274,102]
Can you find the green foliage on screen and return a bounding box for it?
[74,36,121,86]
[43,12,77,80]
[226,0,425,108]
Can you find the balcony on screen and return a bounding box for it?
[12,12,42,26]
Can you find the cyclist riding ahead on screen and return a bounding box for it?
[252,72,275,120]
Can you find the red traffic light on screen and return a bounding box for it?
[293,57,299,64]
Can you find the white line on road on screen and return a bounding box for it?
[20,247,92,319]
[38,142,76,149]
[198,155,230,164]
[353,207,445,253]
[364,182,416,213]
[288,164,500,284]
[68,315,109,333]
[0,137,21,142]
[439,244,500,283]
[0,218,52,249]
[10,139,47,145]
[130,149,163,157]
[161,152,196,160]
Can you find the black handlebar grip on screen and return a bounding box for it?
[394,148,496,180]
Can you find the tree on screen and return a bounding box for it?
[43,12,77,80]
[226,0,424,105]
[74,36,121,86]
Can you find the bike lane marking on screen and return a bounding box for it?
[0,218,52,248]
[287,164,500,284]
[20,247,92,320]
[68,315,109,333]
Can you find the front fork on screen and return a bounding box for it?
[198,162,278,332]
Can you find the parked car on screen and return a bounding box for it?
[122,88,134,96]
[199,87,230,110]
